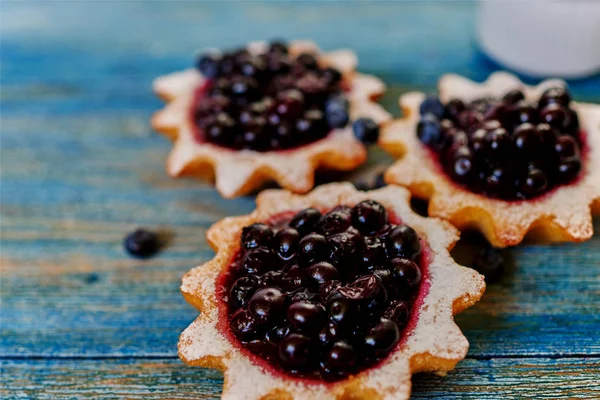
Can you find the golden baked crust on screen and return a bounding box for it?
[178,182,485,400]
[152,40,391,198]
[380,72,600,248]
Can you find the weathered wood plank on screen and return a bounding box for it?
[1,357,598,399]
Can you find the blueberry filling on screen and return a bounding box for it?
[220,201,424,381]
[193,41,375,152]
[416,86,584,200]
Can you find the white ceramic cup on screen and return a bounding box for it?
[477,1,600,78]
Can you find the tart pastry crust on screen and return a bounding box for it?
[380,72,600,248]
[152,41,391,198]
[179,183,485,400]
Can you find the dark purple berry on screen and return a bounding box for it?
[287,301,326,334]
[384,300,410,328]
[326,341,357,369]
[230,309,260,340]
[360,236,387,270]
[124,229,160,258]
[289,208,322,235]
[229,276,259,309]
[385,225,422,261]
[555,135,580,159]
[557,157,582,182]
[540,103,571,131]
[196,51,222,78]
[352,118,380,144]
[420,96,445,118]
[241,223,273,249]
[363,317,400,354]
[325,94,350,129]
[248,287,286,323]
[278,333,317,367]
[521,168,548,197]
[307,261,341,288]
[390,258,422,292]
[539,86,571,109]
[444,99,466,121]
[298,233,328,265]
[502,89,525,105]
[327,231,361,266]
[243,247,278,275]
[417,113,441,146]
[296,53,319,70]
[273,228,299,260]
[317,210,352,236]
[351,200,388,235]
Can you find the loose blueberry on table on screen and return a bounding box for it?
[219,201,424,381]
[194,40,378,152]
[124,229,161,258]
[416,86,584,200]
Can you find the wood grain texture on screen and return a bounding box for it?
[1,358,599,399]
[1,1,599,398]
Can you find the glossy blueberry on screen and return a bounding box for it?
[124,229,160,258]
[326,341,357,369]
[522,168,548,196]
[351,200,388,235]
[327,231,361,267]
[363,317,400,354]
[416,113,441,146]
[444,99,466,121]
[538,86,571,109]
[502,89,525,105]
[447,145,474,182]
[229,276,259,309]
[557,157,582,182]
[384,300,410,328]
[385,225,422,261]
[278,333,317,367]
[540,103,571,131]
[307,261,341,288]
[328,296,360,328]
[248,287,287,323]
[287,301,326,334]
[352,118,379,144]
[196,51,222,78]
[420,96,445,118]
[325,94,350,129]
[289,208,322,235]
[243,247,278,275]
[273,228,300,260]
[241,223,273,249]
[230,309,260,340]
[316,210,352,236]
[298,232,329,265]
[390,258,422,292]
[555,135,580,159]
[360,236,387,271]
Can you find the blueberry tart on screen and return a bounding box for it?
[152,40,391,198]
[179,183,485,399]
[380,72,600,247]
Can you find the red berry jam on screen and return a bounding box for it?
[193,41,378,152]
[417,86,584,200]
[218,201,425,381]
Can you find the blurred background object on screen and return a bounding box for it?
[478,1,600,78]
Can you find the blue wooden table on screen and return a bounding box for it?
[1,2,599,398]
